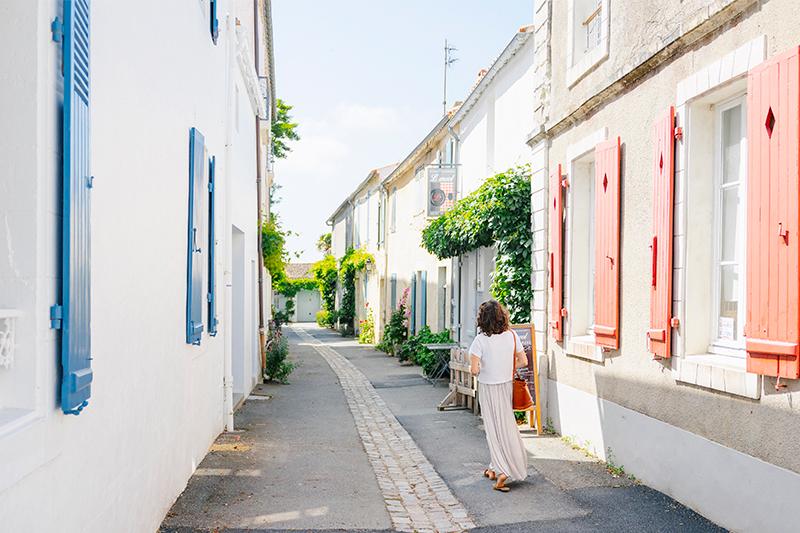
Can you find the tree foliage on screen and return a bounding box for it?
[261,217,288,281]
[316,232,332,255]
[271,99,300,159]
[311,254,338,327]
[421,165,532,322]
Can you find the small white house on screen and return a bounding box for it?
[273,263,321,323]
[0,1,274,531]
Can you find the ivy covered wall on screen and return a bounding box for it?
[421,165,532,322]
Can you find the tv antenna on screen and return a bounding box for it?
[443,39,458,115]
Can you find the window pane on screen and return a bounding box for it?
[718,264,739,341]
[721,105,742,184]
[720,186,739,262]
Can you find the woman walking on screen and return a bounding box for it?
[469,300,528,492]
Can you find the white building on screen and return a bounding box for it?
[448,28,536,344]
[0,1,274,531]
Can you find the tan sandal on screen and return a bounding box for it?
[493,473,510,492]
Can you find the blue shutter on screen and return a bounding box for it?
[187,128,205,344]
[410,273,417,335]
[207,156,218,336]
[390,274,397,309]
[57,0,93,415]
[421,271,427,328]
[210,0,219,44]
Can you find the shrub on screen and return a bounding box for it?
[316,309,334,328]
[378,288,409,355]
[358,308,375,344]
[397,326,452,376]
[272,306,291,328]
[265,335,295,383]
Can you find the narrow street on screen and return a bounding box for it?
[161,325,723,533]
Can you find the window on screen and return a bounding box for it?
[566,0,610,87]
[390,274,397,309]
[561,128,609,361]
[390,187,397,232]
[377,197,384,247]
[567,156,596,339]
[671,36,765,398]
[711,97,747,353]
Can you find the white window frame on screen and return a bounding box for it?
[566,0,610,88]
[563,128,608,363]
[709,96,747,356]
[670,36,766,399]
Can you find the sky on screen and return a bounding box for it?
[271,1,533,263]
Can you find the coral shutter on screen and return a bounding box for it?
[594,138,621,349]
[648,108,676,358]
[745,47,800,379]
[549,164,564,341]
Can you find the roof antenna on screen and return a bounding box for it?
[443,39,458,116]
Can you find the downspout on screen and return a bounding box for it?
[222,12,236,430]
[254,0,267,378]
[448,125,463,344]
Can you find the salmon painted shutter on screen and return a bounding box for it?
[549,164,564,341]
[745,47,800,379]
[648,108,676,358]
[594,138,621,349]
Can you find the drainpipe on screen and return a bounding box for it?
[254,0,267,378]
[222,13,236,431]
[448,125,463,344]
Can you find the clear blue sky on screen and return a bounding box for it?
[271,1,533,262]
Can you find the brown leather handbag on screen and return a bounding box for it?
[511,334,534,410]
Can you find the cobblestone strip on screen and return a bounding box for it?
[295,327,476,533]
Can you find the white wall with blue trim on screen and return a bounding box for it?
[0,0,271,531]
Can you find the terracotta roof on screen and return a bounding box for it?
[284,262,314,279]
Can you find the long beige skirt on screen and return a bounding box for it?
[478,380,528,482]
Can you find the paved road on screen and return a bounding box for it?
[161,324,725,533]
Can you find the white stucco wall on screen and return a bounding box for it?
[0,1,268,531]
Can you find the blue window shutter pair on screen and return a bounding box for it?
[410,273,417,335]
[208,156,218,336]
[57,0,93,415]
[421,271,427,328]
[210,0,219,44]
[187,128,206,344]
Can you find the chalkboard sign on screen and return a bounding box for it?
[510,323,542,433]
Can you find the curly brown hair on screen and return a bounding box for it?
[476,300,510,336]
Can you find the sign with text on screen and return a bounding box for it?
[427,165,457,217]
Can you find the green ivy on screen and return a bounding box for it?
[274,276,317,298]
[421,165,532,322]
[311,255,338,327]
[337,247,375,335]
[261,217,288,280]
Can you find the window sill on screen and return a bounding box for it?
[673,353,760,399]
[566,41,609,88]
[565,335,604,363]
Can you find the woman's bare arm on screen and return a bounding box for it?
[470,354,481,376]
[514,349,527,370]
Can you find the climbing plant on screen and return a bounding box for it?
[337,248,375,335]
[421,165,532,322]
[261,216,289,280]
[311,254,338,327]
[273,277,317,298]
